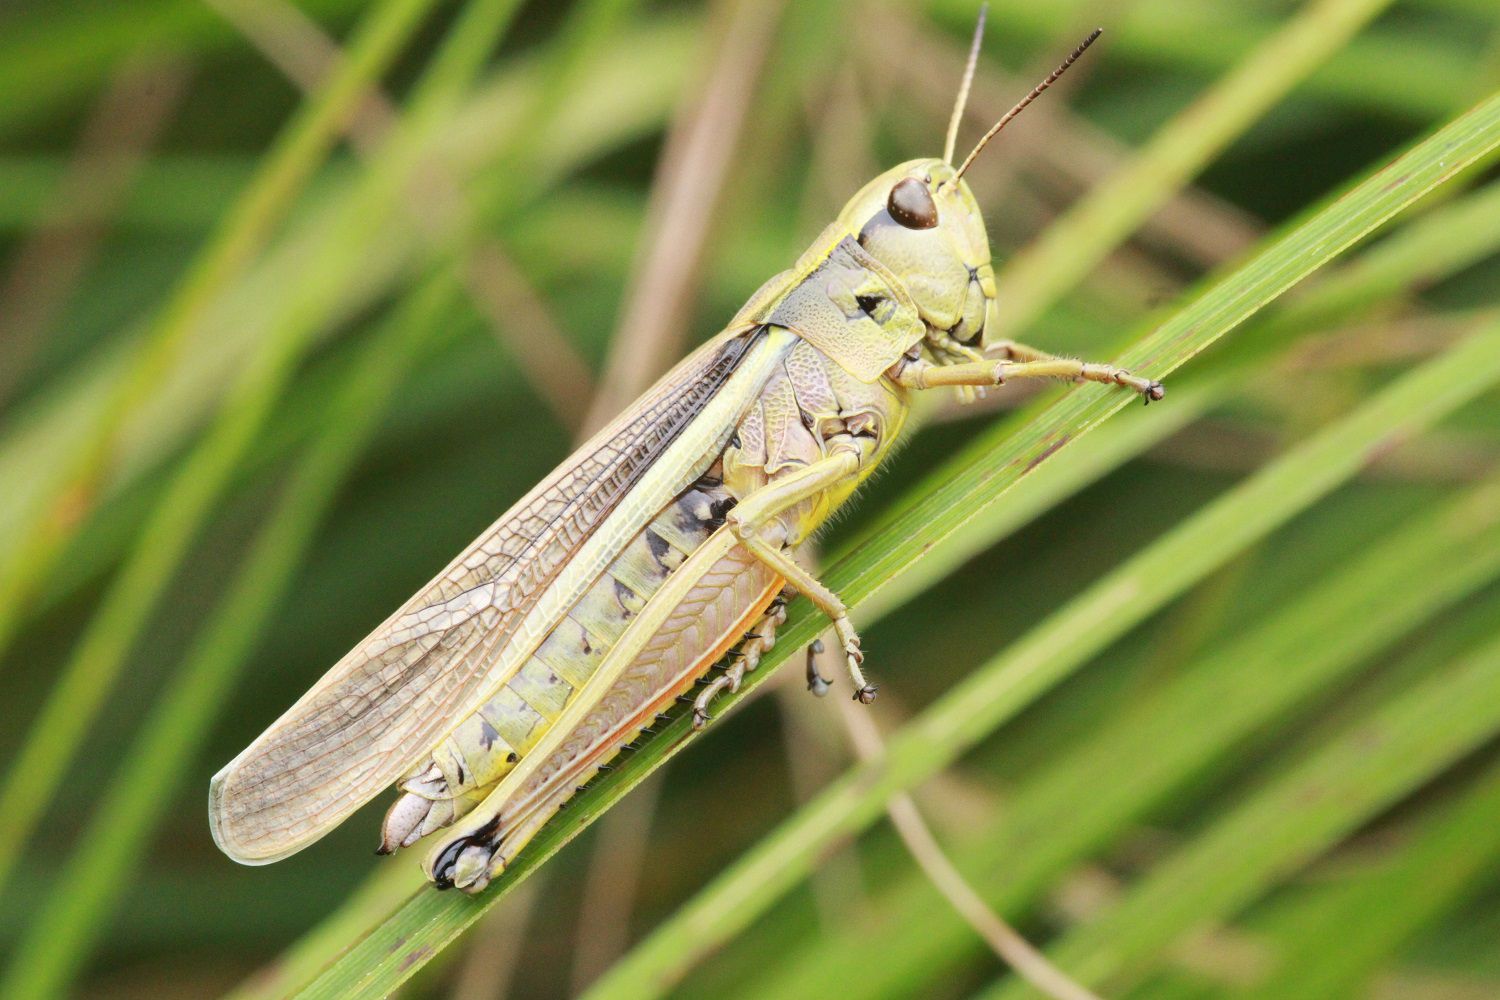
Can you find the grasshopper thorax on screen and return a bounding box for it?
[839,158,996,363]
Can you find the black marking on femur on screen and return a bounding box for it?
[432,816,501,887]
[887,177,939,229]
[507,751,520,763]
[432,842,463,886]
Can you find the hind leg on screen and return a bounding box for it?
[692,594,790,729]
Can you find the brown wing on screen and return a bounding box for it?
[210,330,762,864]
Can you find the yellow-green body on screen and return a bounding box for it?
[210,155,1158,892]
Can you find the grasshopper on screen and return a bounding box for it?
[210,21,1160,893]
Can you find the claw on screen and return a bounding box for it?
[837,628,875,700]
[1112,368,1164,403]
[693,674,733,730]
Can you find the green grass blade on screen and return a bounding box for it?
[0,271,463,1000]
[0,0,365,135]
[935,0,1480,119]
[222,863,425,1000]
[825,90,1500,626]
[756,469,1500,999]
[987,0,1397,344]
[868,172,1500,623]
[0,18,693,605]
[0,0,518,905]
[857,393,1205,623]
[0,0,443,667]
[0,0,655,989]
[1239,755,1500,998]
[586,313,1500,1000]
[283,90,1500,1000]
[1204,175,1500,375]
[980,630,1500,999]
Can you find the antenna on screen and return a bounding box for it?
[953,27,1102,181]
[943,5,988,165]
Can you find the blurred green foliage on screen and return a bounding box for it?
[0,0,1498,998]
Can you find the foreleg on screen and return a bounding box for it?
[892,354,1164,402]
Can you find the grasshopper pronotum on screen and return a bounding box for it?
[210,19,1161,893]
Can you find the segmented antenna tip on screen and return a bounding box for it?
[953,27,1103,181]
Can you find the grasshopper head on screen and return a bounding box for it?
[832,23,1103,370]
[838,158,996,364]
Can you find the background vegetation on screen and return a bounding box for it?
[0,0,1498,997]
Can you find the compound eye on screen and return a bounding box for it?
[887,177,939,229]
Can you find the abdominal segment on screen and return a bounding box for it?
[380,471,765,854]
[435,546,781,890]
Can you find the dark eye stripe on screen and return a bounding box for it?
[887,177,939,229]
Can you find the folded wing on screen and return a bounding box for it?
[210,330,760,864]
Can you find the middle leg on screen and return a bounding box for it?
[734,536,877,703]
[725,445,878,701]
